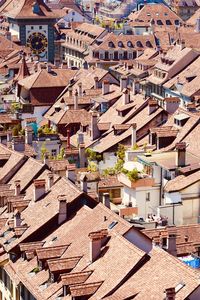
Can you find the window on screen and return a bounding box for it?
[128,52,132,59]
[118,41,123,47]
[175,20,180,26]
[157,20,163,25]
[39,25,42,29]
[166,20,171,25]
[31,26,34,30]
[51,149,57,156]
[146,192,150,201]
[127,41,132,47]
[72,11,75,15]
[162,237,167,247]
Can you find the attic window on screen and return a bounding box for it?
[108,221,118,229]
[51,236,58,242]
[136,41,142,48]
[157,20,163,25]
[108,41,114,48]
[166,20,172,25]
[118,41,123,48]
[127,41,132,47]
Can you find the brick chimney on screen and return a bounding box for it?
[94,76,99,89]
[167,227,177,256]
[120,76,128,91]
[78,82,83,97]
[14,210,22,227]
[33,179,46,202]
[66,164,76,183]
[131,123,137,147]
[102,193,110,209]
[175,142,186,168]
[91,112,100,141]
[89,229,108,262]
[47,172,54,190]
[58,195,67,224]
[102,80,110,95]
[74,89,78,110]
[79,143,86,168]
[14,180,21,196]
[123,88,130,105]
[25,126,33,145]
[165,287,175,300]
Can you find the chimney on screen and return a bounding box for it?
[132,80,139,95]
[80,173,87,192]
[47,64,52,73]
[91,112,100,141]
[148,99,158,115]
[78,82,83,97]
[165,287,176,300]
[25,126,33,145]
[33,179,46,202]
[12,137,25,152]
[5,31,11,41]
[68,86,73,97]
[14,210,22,228]
[47,172,54,190]
[175,142,186,168]
[123,88,130,105]
[152,236,161,247]
[131,123,137,147]
[14,180,21,196]
[66,164,76,183]
[43,153,49,166]
[7,131,12,143]
[102,80,110,95]
[79,143,86,168]
[102,193,110,209]
[196,17,200,33]
[94,76,99,89]
[120,76,128,91]
[167,227,177,256]
[74,89,78,110]
[77,131,84,145]
[58,195,67,224]
[89,229,108,262]
[67,129,70,149]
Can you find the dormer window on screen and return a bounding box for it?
[127,41,132,47]
[32,2,40,14]
[146,41,152,47]
[118,41,123,47]
[136,41,142,48]
[175,20,180,26]
[157,20,163,25]
[108,41,114,48]
[166,20,172,25]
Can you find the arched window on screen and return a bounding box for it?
[127,41,132,47]
[108,41,114,48]
[146,41,152,47]
[136,41,142,48]
[166,20,171,25]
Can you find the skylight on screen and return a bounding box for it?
[108,221,118,229]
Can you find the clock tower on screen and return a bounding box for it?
[5,0,61,63]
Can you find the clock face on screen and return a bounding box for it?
[27,32,48,54]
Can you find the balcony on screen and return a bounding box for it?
[118,173,154,188]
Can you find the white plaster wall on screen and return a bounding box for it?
[9,23,20,38]
[164,192,181,204]
[63,11,86,22]
[158,204,183,225]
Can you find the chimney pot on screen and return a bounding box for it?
[89,229,108,262]
[94,76,99,89]
[123,88,130,105]
[25,126,33,145]
[120,76,128,91]
[131,123,137,147]
[14,210,22,228]
[78,82,83,97]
